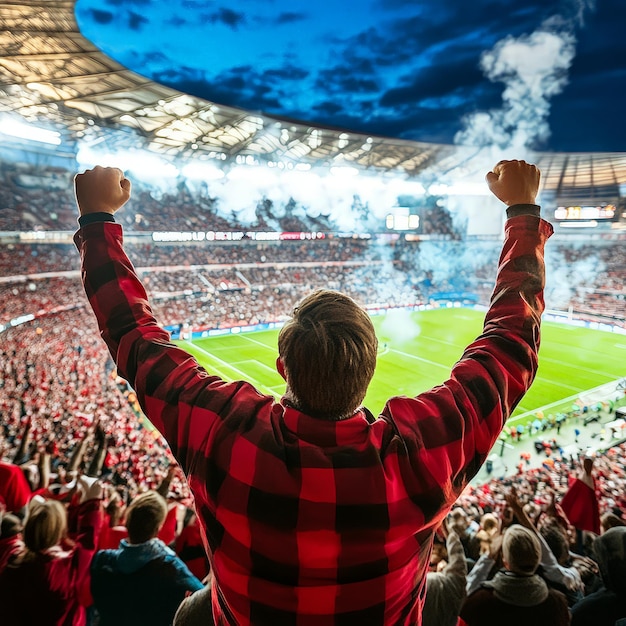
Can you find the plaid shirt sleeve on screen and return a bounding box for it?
[381,211,553,500]
[75,212,552,625]
[74,222,270,474]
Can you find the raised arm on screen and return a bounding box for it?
[73,167,264,475]
[385,160,552,497]
[506,488,583,593]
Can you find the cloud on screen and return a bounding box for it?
[167,15,188,27]
[201,7,246,29]
[87,8,114,25]
[76,0,623,151]
[312,100,345,116]
[334,3,550,72]
[275,12,307,25]
[263,65,309,81]
[104,0,152,5]
[314,70,379,95]
[128,10,149,30]
[155,65,286,112]
[302,101,468,144]
[571,0,596,26]
[380,55,485,107]
[137,50,170,65]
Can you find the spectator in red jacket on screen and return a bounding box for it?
[74,160,550,625]
[0,460,32,521]
[0,477,103,626]
[98,493,128,550]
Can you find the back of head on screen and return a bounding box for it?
[539,521,570,566]
[600,512,625,533]
[480,513,498,534]
[423,570,465,626]
[502,525,541,575]
[23,499,66,553]
[125,491,167,544]
[593,526,626,595]
[449,508,469,535]
[0,513,23,539]
[278,290,377,419]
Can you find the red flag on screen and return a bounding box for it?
[560,477,601,534]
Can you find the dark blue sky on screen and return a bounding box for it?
[75,0,625,152]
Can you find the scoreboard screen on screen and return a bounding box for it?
[385,206,421,232]
[554,204,616,221]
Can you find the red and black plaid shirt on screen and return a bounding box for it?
[75,211,552,625]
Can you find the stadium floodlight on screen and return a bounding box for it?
[0,118,61,145]
[10,314,35,327]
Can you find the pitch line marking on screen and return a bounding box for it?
[231,360,278,376]
[388,348,450,370]
[539,356,617,379]
[253,361,280,375]
[185,341,278,398]
[531,375,585,393]
[420,335,465,349]
[178,344,236,382]
[238,334,276,351]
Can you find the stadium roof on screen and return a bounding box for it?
[1,0,625,199]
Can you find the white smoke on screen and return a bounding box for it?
[545,244,606,310]
[443,8,593,236]
[379,308,422,345]
[456,24,576,154]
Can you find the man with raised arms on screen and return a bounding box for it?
[74,159,551,625]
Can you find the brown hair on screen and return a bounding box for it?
[503,524,541,575]
[125,491,167,544]
[278,290,378,419]
[601,512,626,533]
[23,499,67,553]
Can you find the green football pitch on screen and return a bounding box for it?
[177,308,625,422]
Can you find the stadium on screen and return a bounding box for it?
[1,1,626,625]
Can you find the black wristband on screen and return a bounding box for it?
[506,204,540,219]
[78,212,116,227]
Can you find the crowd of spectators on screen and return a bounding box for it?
[2,371,625,624]
[0,239,377,278]
[2,235,625,328]
[1,157,624,325]
[0,163,75,232]
[1,244,625,625]
[0,264,422,330]
[1,159,626,623]
[0,160,448,236]
[0,309,186,501]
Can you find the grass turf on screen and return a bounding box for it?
[177,307,625,421]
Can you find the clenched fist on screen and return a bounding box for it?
[486,160,540,207]
[74,165,132,216]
